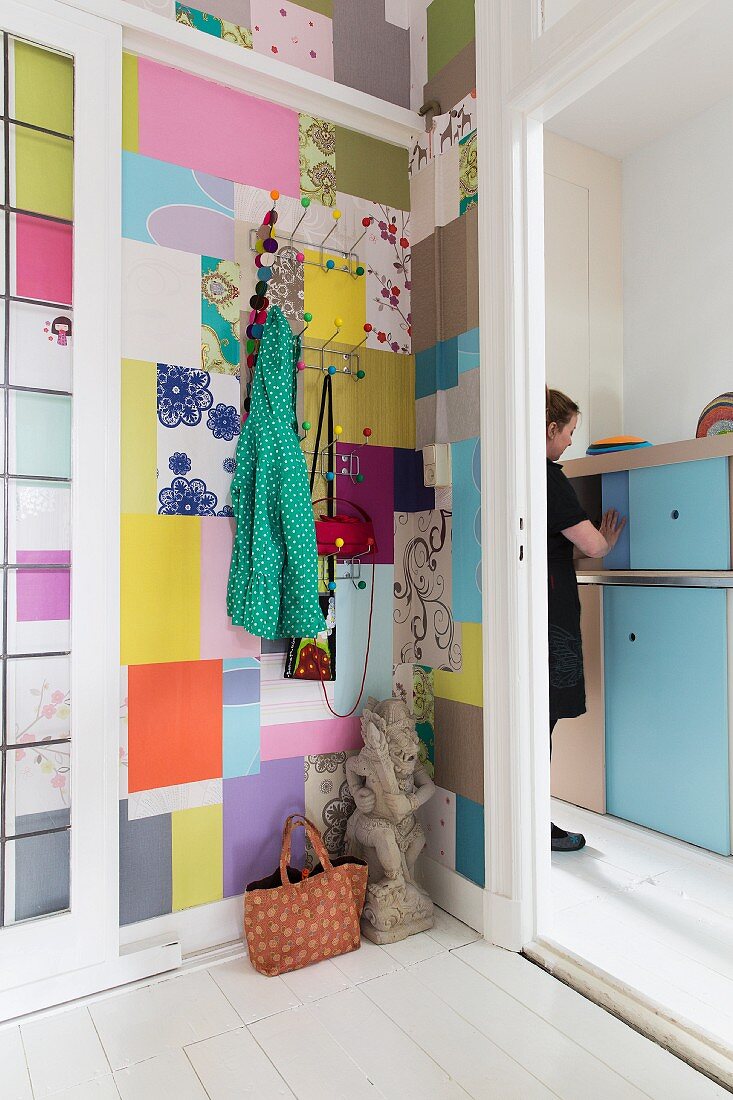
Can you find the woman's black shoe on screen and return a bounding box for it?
[551,823,586,852]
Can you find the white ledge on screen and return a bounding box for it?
[57,0,421,148]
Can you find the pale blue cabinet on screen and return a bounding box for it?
[628,458,730,569]
[604,585,731,855]
[600,458,730,570]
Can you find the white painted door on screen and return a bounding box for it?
[0,0,120,1010]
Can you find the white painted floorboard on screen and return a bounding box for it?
[0,1024,33,1100]
[12,905,728,1099]
[550,798,733,1053]
[21,1007,112,1098]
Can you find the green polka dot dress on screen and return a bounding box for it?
[227,305,325,640]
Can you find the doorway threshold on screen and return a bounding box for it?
[528,801,733,1089]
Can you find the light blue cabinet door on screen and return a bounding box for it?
[604,586,730,854]
[629,458,730,569]
[602,471,630,569]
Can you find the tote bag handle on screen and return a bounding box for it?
[279,814,333,885]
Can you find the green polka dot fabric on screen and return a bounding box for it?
[227,305,325,640]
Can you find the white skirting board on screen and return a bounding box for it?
[0,938,182,1025]
[119,894,244,958]
[525,938,733,1092]
[418,856,485,934]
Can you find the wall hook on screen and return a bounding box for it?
[320,208,341,251]
[321,317,342,353]
[289,195,311,246]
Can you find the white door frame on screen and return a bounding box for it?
[0,0,122,1016]
[478,0,733,1082]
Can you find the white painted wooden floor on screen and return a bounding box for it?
[1,905,727,1099]
[551,798,733,1056]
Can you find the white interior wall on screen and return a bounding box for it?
[544,130,623,457]
[622,93,733,444]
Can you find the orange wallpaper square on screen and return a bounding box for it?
[128,660,223,793]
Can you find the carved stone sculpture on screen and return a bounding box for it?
[345,697,436,943]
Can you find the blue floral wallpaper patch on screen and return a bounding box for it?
[157,364,213,428]
[156,365,239,517]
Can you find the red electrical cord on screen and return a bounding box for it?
[319,559,376,718]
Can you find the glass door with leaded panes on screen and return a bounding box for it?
[0,2,119,1009]
[1,31,74,934]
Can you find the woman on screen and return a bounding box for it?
[546,388,626,851]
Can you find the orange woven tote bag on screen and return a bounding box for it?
[244,814,368,977]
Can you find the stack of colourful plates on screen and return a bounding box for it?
[586,436,651,456]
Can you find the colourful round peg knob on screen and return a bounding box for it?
[296,360,306,371]
[363,427,372,437]
[367,537,375,547]
[303,312,313,323]
[335,537,344,549]
[302,420,311,431]
[355,473,365,483]
[333,209,341,220]
[328,365,337,376]
[328,581,337,591]
[270,189,280,200]
[334,424,343,436]
[301,196,310,207]
[362,216,372,227]
[325,259,335,270]
[355,265,365,277]
[364,323,372,333]
[270,211,278,224]
[356,369,366,379]
[263,211,271,226]
[326,470,335,481]
[334,316,343,328]
[357,580,367,590]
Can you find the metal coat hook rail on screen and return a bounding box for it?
[318,547,373,591]
[299,424,372,483]
[294,321,372,380]
[249,197,372,277]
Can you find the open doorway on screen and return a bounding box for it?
[541,0,733,1059]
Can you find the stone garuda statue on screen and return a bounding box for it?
[345,697,436,943]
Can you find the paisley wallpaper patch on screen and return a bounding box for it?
[303,751,356,869]
[201,256,240,376]
[393,509,462,672]
[299,114,336,207]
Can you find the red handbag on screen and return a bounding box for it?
[313,498,377,558]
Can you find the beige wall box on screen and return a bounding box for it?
[423,443,452,487]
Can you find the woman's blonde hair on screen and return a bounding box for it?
[545,386,579,428]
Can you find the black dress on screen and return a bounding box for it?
[547,459,587,725]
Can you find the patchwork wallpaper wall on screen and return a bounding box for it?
[119,47,417,924]
[118,0,482,929]
[399,0,484,888]
[122,0,415,109]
